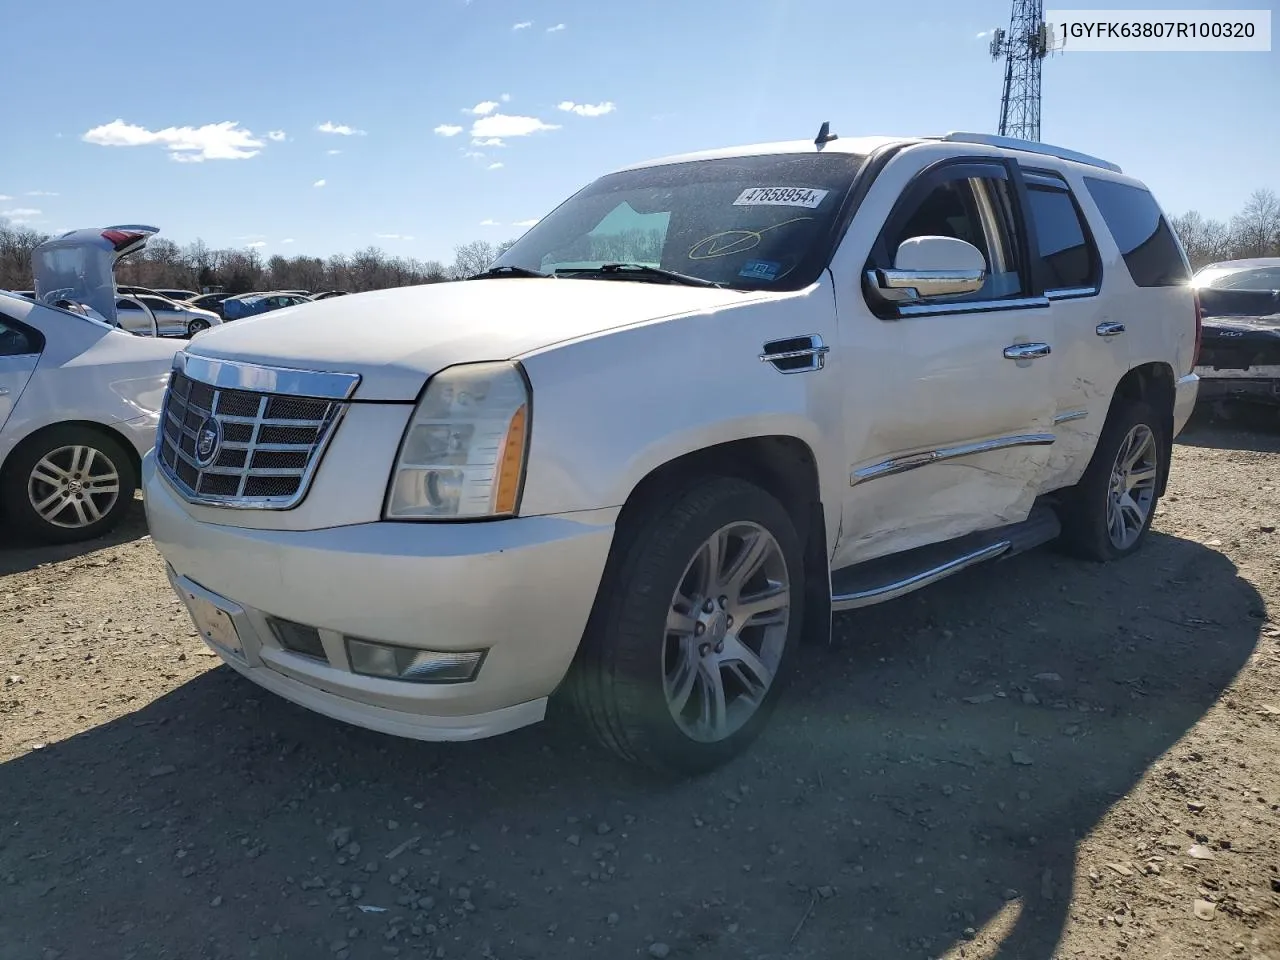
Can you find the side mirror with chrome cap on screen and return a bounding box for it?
[868,235,988,303]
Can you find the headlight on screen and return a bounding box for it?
[384,361,530,520]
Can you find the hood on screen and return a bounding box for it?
[31,225,158,326]
[184,278,763,400]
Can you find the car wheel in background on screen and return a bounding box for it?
[187,318,211,337]
[1,425,137,544]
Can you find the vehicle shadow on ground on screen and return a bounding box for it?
[0,496,148,577]
[1177,402,1280,452]
[0,533,1263,960]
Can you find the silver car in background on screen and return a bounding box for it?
[116,293,222,338]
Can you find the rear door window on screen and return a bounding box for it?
[1082,177,1189,287]
[1023,173,1100,293]
[0,316,43,356]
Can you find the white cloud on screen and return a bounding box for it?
[82,118,265,161]
[557,100,616,118]
[327,148,342,155]
[470,114,560,139]
[313,179,327,188]
[2,208,41,218]
[546,23,566,32]
[281,238,296,244]
[247,241,267,249]
[466,101,499,116]
[471,137,505,147]
[487,162,504,170]
[267,130,287,142]
[976,30,990,38]
[479,219,500,226]
[513,218,540,227]
[0,195,12,202]
[316,121,366,136]
[434,124,464,137]
[512,20,532,29]
[376,233,415,240]
[26,190,59,197]
[501,93,511,102]
[462,149,486,160]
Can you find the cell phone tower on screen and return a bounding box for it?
[989,0,1053,141]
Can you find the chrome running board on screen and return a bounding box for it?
[830,506,1061,611]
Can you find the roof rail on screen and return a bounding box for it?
[937,132,1123,174]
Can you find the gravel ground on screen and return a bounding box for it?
[1,408,1278,960]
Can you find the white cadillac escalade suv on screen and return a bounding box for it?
[143,128,1200,776]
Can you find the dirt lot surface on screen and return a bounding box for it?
[1,410,1279,960]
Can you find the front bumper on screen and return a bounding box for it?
[143,453,617,741]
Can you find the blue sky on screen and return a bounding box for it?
[1,0,1275,265]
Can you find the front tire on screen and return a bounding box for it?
[567,477,804,776]
[1,426,137,545]
[1058,399,1163,561]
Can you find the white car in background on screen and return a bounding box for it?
[0,226,180,544]
[116,293,222,338]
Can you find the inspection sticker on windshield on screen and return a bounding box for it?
[733,187,829,209]
[739,259,781,280]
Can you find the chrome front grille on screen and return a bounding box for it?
[157,356,360,509]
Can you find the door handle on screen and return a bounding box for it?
[1003,342,1051,360]
[1096,321,1126,337]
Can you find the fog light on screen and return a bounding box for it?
[345,637,485,683]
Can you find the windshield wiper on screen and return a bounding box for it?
[554,263,724,288]
[467,265,550,280]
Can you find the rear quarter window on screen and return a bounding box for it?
[1082,177,1190,287]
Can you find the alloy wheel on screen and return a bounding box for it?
[662,521,791,743]
[1106,423,1158,550]
[27,444,121,529]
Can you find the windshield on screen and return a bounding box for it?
[490,152,866,291]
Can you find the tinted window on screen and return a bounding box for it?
[876,173,1027,303]
[0,317,42,356]
[140,296,177,312]
[491,152,867,291]
[1026,184,1098,290]
[1083,177,1189,287]
[1205,266,1280,290]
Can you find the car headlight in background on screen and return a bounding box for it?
[384,361,530,520]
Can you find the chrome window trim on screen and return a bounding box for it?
[894,295,1051,318]
[178,352,361,400]
[1045,286,1099,301]
[851,432,1056,485]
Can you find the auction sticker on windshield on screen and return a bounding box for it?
[733,187,829,208]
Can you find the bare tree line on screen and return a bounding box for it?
[0,225,519,295]
[2,187,1277,296]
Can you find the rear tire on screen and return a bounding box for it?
[1,425,137,545]
[566,477,805,777]
[1058,399,1163,561]
[187,318,211,337]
